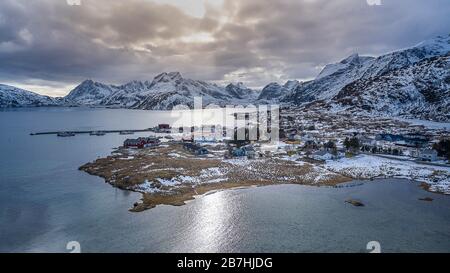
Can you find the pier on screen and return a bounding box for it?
[30,128,155,136]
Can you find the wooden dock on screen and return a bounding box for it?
[30,128,155,136]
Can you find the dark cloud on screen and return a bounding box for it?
[0,0,449,95]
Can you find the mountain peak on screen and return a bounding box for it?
[65,79,116,105]
[340,53,360,64]
[258,82,288,100]
[79,79,95,86]
[225,82,255,99]
[226,82,246,89]
[153,72,183,83]
[283,80,301,90]
[265,82,282,88]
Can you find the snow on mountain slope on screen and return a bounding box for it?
[258,80,302,101]
[65,80,119,105]
[284,35,450,121]
[4,35,449,121]
[64,72,258,110]
[332,54,450,121]
[283,80,301,91]
[225,82,257,100]
[286,35,450,106]
[99,80,152,107]
[360,35,450,79]
[146,72,232,100]
[258,83,287,101]
[284,54,375,103]
[0,84,59,107]
[132,72,235,110]
[316,54,375,80]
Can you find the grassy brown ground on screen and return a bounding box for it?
[80,143,351,212]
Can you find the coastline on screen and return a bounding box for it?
[79,143,351,212]
[79,142,450,212]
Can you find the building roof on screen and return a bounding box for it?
[421,149,437,155]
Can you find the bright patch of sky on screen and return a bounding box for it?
[151,0,224,17]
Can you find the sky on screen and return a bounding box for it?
[0,0,449,97]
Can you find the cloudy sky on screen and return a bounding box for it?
[0,0,449,96]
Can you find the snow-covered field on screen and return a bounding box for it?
[325,155,450,194]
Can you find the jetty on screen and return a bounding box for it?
[30,128,155,136]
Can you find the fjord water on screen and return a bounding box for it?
[1,108,450,253]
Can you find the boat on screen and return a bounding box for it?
[119,131,134,135]
[90,131,106,136]
[57,132,76,137]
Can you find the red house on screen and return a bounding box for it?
[124,137,160,149]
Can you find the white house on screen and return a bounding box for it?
[419,149,438,162]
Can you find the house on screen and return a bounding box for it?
[140,137,160,148]
[183,143,209,155]
[124,138,145,149]
[231,147,247,157]
[229,145,256,159]
[419,149,438,162]
[124,137,160,149]
[404,134,429,147]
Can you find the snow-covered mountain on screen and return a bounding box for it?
[133,72,234,110]
[64,72,257,110]
[284,35,450,121]
[332,54,450,121]
[284,54,376,103]
[0,84,59,107]
[2,35,449,121]
[225,82,257,100]
[65,79,119,105]
[258,80,301,101]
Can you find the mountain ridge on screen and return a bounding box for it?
[1,35,449,121]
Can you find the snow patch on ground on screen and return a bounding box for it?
[133,180,161,193]
[168,153,183,158]
[119,156,135,160]
[223,158,254,166]
[135,166,230,193]
[325,155,450,194]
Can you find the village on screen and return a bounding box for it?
[122,107,450,166]
[278,106,450,164]
[77,107,450,212]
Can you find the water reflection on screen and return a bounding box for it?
[189,191,232,252]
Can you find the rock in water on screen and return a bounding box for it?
[345,199,365,207]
